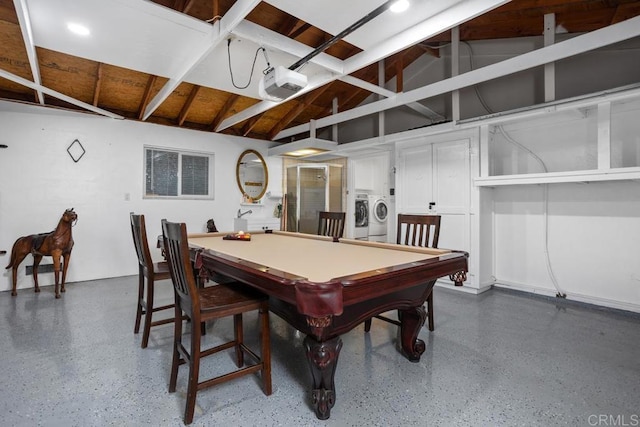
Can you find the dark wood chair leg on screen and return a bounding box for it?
[141,276,155,348]
[260,306,272,395]
[364,318,372,332]
[134,267,144,334]
[184,318,201,425]
[234,314,244,367]
[169,303,182,394]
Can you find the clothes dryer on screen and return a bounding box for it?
[368,195,388,241]
[354,193,369,240]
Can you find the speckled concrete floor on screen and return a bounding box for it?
[1,277,639,427]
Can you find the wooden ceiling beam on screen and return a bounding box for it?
[209,94,238,131]
[178,85,200,126]
[610,2,640,24]
[182,0,196,14]
[320,87,364,117]
[279,16,301,38]
[288,22,311,39]
[92,62,103,107]
[138,75,157,120]
[172,0,186,12]
[267,85,331,140]
[395,55,403,93]
[241,115,261,136]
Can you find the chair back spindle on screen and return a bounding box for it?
[317,211,346,238]
[397,214,441,248]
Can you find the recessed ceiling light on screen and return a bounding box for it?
[67,23,90,36]
[390,0,410,13]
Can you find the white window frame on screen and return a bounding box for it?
[143,146,215,200]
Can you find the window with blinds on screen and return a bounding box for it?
[144,147,214,199]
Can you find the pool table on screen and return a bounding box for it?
[187,230,468,420]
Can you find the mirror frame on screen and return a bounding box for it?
[236,149,268,201]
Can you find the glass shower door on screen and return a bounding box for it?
[286,164,343,235]
[297,166,327,234]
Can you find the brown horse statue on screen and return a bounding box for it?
[5,208,77,298]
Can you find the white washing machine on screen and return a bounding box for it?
[368,195,388,242]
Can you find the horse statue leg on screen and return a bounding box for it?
[5,236,32,296]
[60,250,72,294]
[10,266,19,296]
[32,253,43,293]
[51,250,62,299]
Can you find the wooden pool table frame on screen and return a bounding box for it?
[187,230,468,420]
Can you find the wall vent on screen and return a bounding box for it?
[26,264,54,275]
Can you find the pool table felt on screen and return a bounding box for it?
[189,231,449,283]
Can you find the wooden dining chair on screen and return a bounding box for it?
[364,213,442,333]
[161,219,272,425]
[130,213,174,348]
[317,211,346,239]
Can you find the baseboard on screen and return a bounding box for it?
[493,280,640,314]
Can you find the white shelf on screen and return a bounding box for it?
[240,202,263,206]
[266,191,283,199]
[474,167,640,187]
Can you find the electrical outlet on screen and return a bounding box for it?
[124,193,130,201]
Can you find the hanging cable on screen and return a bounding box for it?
[226,39,270,90]
[455,38,567,297]
[497,127,566,297]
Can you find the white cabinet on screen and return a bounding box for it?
[353,154,389,194]
[397,136,475,287]
[246,218,281,232]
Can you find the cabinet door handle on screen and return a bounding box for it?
[428,202,436,210]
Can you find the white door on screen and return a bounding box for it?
[398,144,433,213]
[397,139,470,252]
[432,140,470,251]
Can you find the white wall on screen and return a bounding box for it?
[493,182,640,311]
[0,102,282,294]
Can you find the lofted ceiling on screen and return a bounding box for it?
[1,0,640,143]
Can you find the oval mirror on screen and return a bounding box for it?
[236,149,268,201]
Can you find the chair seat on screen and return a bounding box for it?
[153,261,171,278]
[199,283,267,316]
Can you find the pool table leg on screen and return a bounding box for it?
[397,306,427,362]
[304,335,343,420]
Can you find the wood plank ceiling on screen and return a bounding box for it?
[1,0,639,142]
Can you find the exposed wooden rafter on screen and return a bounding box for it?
[178,85,200,126]
[138,75,158,121]
[267,85,331,140]
[241,114,261,136]
[93,63,103,107]
[209,94,239,131]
